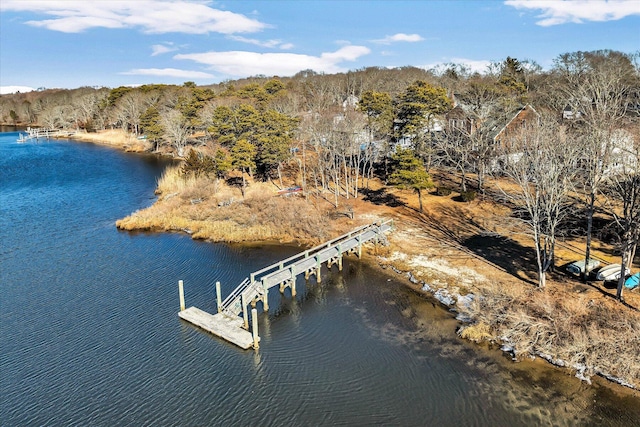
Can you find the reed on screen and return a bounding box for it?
[71,129,148,152]
[117,166,332,244]
[459,281,640,386]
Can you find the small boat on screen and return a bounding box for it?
[566,259,600,276]
[625,272,640,290]
[596,264,629,281]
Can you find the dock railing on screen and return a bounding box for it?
[219,220,392,317]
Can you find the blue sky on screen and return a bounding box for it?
[1,0,639,94]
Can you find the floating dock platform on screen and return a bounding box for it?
[178,307,256,350]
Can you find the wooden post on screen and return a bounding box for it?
[316,256,322,283]
[242,294,249,329]
[216,281,222,313]
[262,281,269,311]
[251,308,260,349]
[178,280,185,311]
[291,279,297,297]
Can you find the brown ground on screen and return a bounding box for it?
[327,175,639,310]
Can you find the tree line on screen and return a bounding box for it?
[1,50,639,296]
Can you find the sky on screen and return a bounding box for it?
[1,0,639,94]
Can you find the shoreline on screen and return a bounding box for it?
[60,129,640,393]
[69,129,151,153]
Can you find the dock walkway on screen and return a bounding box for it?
[178,220,392,349]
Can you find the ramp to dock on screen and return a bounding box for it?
[178,307,255,349]
[178,220,392,349]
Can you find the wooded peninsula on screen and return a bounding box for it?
[2,50,639,391]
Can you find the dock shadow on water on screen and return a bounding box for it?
[1,133,638,427]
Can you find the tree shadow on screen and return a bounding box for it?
[360,188,406,208]
[463,233,539,285]
[411,203,539,286]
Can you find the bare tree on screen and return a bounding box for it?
[452,75,504,192]
[602,128,640,300]
[552,50,637,280]
[499,116,578,287]
[113,91,149,135]
[160,109,191,157]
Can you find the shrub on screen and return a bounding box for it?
[460,190,477,202]
[436,187,452,196]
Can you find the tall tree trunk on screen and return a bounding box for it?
[534,232,546,288]
[241,170,246,198]
[616,249,628,301]
[628,242,637,270]
[417,188,423,212]
[583,191,595,281]
[460,167,467,192]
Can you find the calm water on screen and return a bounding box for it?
[1,132,638,426]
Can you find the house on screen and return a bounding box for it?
[490,104,540,147]
[562,104,582,120]
[445,105,477,135]
[603,128,639,177]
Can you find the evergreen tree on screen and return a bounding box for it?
[394,80,452,165]
[389,148,434,212]
[140,105,163,150]
[231,138,257,196]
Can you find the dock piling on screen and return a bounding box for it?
[178,280,185,311]
[216,281,222,313]
[251,308,260,349]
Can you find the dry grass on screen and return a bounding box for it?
[458,283,640,386]
[117,166,333,243]
[373,175,640,389]
[71,129,149,152]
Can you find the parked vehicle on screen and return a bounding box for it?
[566,259,600,276]
[625,272,640,290]
[596,264,629,281]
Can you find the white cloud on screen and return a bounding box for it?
[120,68,215,79]
[0,85,36,94]
[227,35,294,49]
[373,33,424,44]
[174,45,370,77]
[151,43,178,56]
[505,0,640,26]
[0,1,269,34]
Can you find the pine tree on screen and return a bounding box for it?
[389,148,434,212]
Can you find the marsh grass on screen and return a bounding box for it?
[71,129,148,152]
[460,281,640,386]
[117,165,331,243]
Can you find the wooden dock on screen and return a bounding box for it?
[18,127,75,142]
[178,220,392,349]
[178,307,255,349]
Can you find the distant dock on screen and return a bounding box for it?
[17,127,75,142]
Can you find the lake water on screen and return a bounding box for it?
[1,132,638,426]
